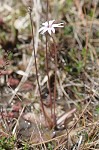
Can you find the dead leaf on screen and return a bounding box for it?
[57,108,76,125]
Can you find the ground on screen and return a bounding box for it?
[0,0,99,149]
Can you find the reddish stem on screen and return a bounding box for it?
[52,36,57,126]
[46,0,53,117]
[28,7,46,121]
[45,34,53,116]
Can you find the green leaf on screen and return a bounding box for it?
[95,105,99,114]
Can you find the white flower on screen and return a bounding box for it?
[39,20,64,35]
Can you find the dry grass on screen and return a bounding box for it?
[0,0,99,149]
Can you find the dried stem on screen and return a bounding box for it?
[85,2,97,50]
[54,99,92,150]
[28,7,46,120]
[85,2,97,63]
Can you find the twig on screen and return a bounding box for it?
[54,99,92,150]
[12,105,25,135]
[30,121,99,146]
[85,2,97,50]
[74,0,85,21]
[30,112,47,150]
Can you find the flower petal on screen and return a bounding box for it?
[53,23,64,28]
[51,27,55,33]
[42,21,48,26]
[49,20,55,26]
[41,27,49,34]
[47,28,52,35]
[39,20,64,35]
[38,26,46,33]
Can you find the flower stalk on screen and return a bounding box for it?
[45,0,53,117]
[28,7,46,121]
[39,18,63,127]
[45,34,53,116]
[52,35,57,126]
[39,1,64,127]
